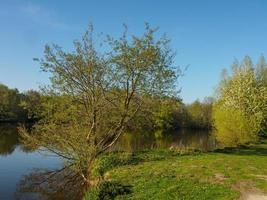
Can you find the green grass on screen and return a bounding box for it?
[85,141,267,200]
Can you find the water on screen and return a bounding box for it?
[0,123,215,199]
[0,124,62,200]
[113,129,216,152]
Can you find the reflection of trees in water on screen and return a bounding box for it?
[113,131,157,152]
[0,124,38,156]
[0,124,83,199]
[153,129,216,151]
[114,129,216,152]
[1,125,215,154]
[16,166,84,200]
[0,124,19,155]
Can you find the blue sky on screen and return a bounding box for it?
[0,0,266,103]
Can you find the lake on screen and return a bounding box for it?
[0,123,215,199]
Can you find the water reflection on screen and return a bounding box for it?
[113,129,216,152]
[16,167,84,200]
[0,124,215,155]
[0,123,19,155]
[0,123,36,156]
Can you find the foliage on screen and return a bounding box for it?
[19,90,41,120]
[0,84,26,121]
[127,96,213,132]
[153,97,182,130]
[92,152,134,178]
[126,95,186,133]
[0,83,41,122]
[0,83,213,131]
[255,55,267,135]
[186,97,214,129]
[19,24,180,187]
[213,56,267,146]
[213,106,257,146]
[83,181,131,200]
[255,55,267,87]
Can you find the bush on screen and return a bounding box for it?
[213,107,258,147]
[83,181,132,200]
[259,130,267,138]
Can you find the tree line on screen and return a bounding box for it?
[0,84,40,122]
[0,82,213,130]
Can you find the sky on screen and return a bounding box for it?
[0,0,266,103]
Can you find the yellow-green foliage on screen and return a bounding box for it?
[213,106,257,147]
[213,56,267,147]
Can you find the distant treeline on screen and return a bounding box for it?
[128,96,213,133]
[0,83,213,130]
[0,84,40,122]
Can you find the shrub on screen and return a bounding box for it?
[83,181,131,200]
[213,107,258,147]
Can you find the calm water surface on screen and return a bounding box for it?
[0,123,215,199]
[0,124,61,200]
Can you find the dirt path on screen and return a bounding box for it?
[241,193,267,200]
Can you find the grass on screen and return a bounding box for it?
[84,141,267,200]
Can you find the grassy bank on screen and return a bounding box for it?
[84,141,267,200]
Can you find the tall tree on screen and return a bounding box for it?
[213,56,267,147]
[19,24,180,187]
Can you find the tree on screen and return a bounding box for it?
[255,55,267,134]
[255,55,267,86]
[153,97,182,131]
[213,104,258,146]
[19,24,180,188]
[186,97,213,129]
[213,56,267,147]
[0,83,26,121]
[20,90,41,120]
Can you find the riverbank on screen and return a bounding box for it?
[84,141,267,200]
